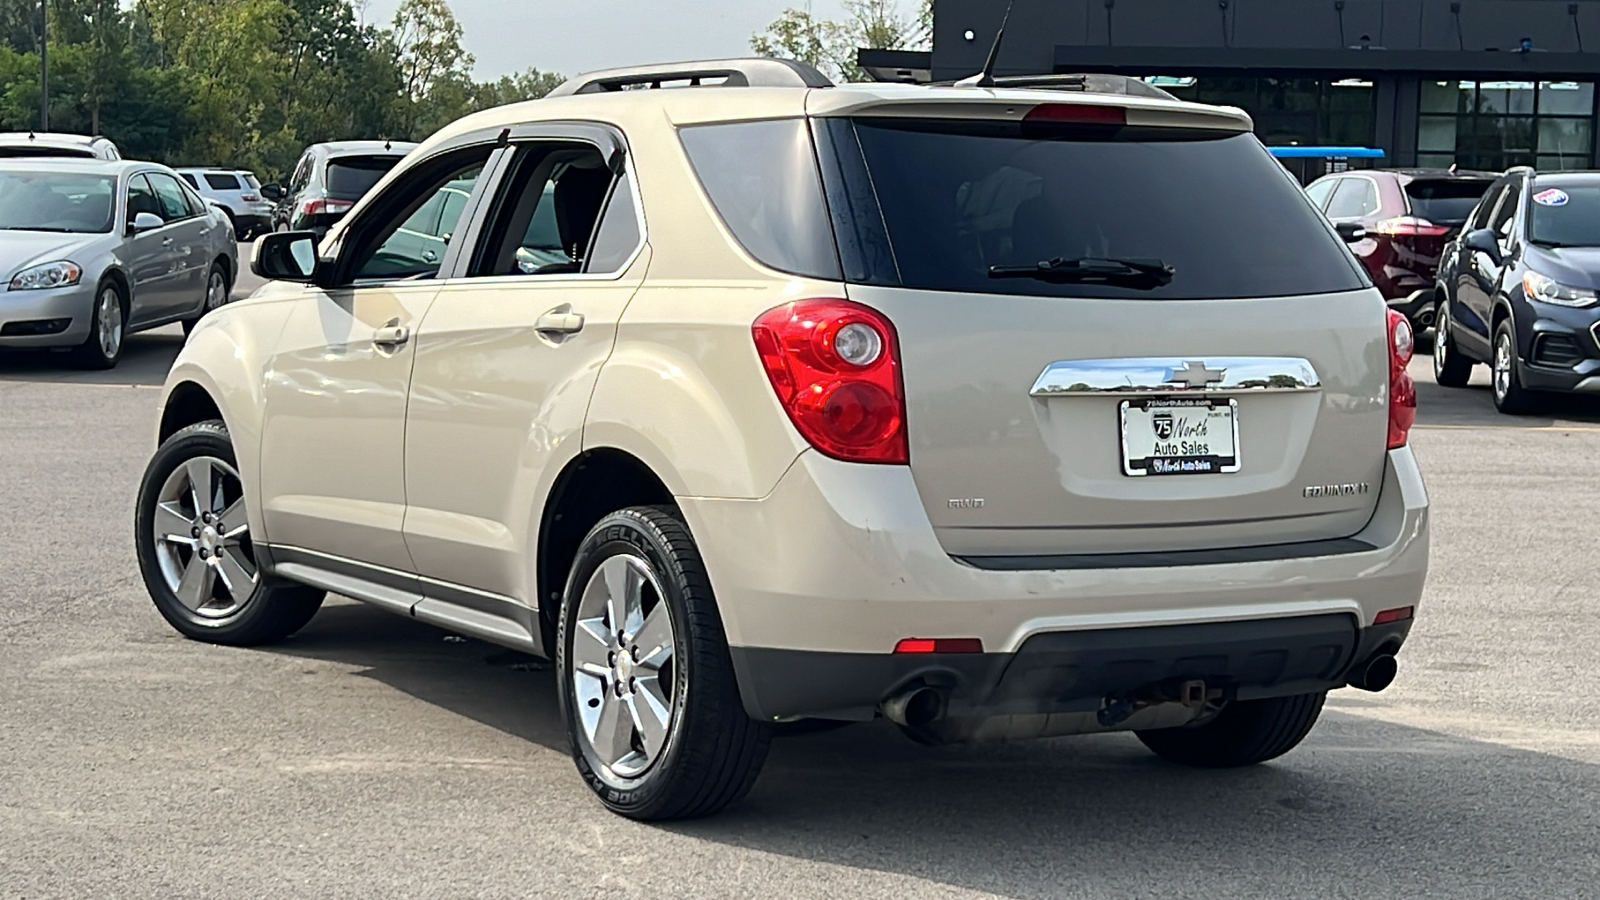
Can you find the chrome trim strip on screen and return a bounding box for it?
[1030,357,1321,396]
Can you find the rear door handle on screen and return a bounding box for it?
[162,237,174,247]
[374,321,410,348]
[535,310,585,335]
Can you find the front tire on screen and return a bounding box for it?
[1432,300,1474,387]
[135,421,324,645]
[1492,320,1537,415]
[71,280,125,369]
[1136,691,1326,768]
[557,506,770,820]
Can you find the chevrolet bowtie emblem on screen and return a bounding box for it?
[1166,360,1228,388]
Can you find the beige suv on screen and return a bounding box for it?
[135,59,1429,820]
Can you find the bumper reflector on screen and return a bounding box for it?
[1373,606,1414,625]
[894,637,984,654]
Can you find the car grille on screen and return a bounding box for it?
[1533,332,1585,367]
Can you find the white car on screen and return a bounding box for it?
[176,168,273,239]
[0,132,121,161]
[135,58,1428,820]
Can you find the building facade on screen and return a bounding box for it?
[896,0,1600,171]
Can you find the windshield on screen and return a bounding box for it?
[326,155,401,199]
[813,118,1367,300]
[0,170,116,233]
[1528,183,1600,247]
[1405,178,1493,225]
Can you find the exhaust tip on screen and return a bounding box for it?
[882,687,945,728]
[1351,654,1398,692]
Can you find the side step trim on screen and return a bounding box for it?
[264,544,542,655]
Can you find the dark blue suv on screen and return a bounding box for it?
[1434,168,1600,413]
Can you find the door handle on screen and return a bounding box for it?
[373,321,410,349]
[162,237,174,247]
[535,309,585,335]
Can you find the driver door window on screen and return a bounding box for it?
[351,164,485,281]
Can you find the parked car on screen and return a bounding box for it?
[0,132,121,161]
[1305,168,1496,328]
[1433,167,1600,413]
[136,58,1427,821]
[0,159,237,368]
[176,167,273,239]
[272,140,418,236]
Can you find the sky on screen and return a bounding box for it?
[357,0,854,80]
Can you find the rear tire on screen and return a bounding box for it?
[557,506,770,820]
[1136,691,1326,768]
[1432,301,1473,387]
[135,420,325,645]
[1492,320,1537,415]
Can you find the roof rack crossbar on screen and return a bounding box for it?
[547,58,832,97]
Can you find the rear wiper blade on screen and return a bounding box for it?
[989,256,1174,287]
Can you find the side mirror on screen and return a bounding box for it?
[252,231,321,283]
[130,211,164,234]
[1334,221,1368,243]
[260,183,283,202]
[1463,227,1503,264]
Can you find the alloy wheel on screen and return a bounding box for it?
[1433,308,1449,378]
[97,287,123,360]
[150,456,257,617]
[570,554,677,786]
[1494,332,1513,402]
[205,269,227,312]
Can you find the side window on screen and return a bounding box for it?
[289,155,312,194]
[1472,181,1509,231]
[147,173,193,221]
[1324,178,1366,219]
[469,143,622,277]
[1491,181,1522,240]
[178,173,199,189]
[348,151,490,282]
[204,173,241,191]
[126,174,162,227]
[1304,178,1337,211]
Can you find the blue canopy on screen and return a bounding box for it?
[1267,146,1386,159]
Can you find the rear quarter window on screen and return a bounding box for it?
[326,156,402,199]
[204,173,242,191]
[814,117,1369,300]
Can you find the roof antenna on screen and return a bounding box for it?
[955,0,1018,87]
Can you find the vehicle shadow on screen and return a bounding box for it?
[274,601,1600,898]
[1412,350,1600,428]
[0,326,184,387]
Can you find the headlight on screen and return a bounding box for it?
[8,260,83,291]
[1523,271,1598,307]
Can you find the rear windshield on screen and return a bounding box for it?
[1528,182,1600,247]
[814,118,1367,300]
[326,155,402,199]
[204,172,241,190]
[1405,178,1493,225]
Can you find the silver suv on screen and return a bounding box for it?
[135,59,1429,820]
[176,168,273,239]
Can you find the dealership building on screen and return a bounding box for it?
[862,0,1600,172]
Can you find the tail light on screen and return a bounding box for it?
[1373,216,1450,237]
[1386,309,1416,449]
[752,298,908,464]
[300,197,353,218]
[241,193,261,202]
[1024,103,1127,126]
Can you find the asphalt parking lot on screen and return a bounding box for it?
[2,274,1599,897]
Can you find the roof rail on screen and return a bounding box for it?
[547,58,833,97]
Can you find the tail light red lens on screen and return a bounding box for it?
[753,298,909,464]
[894,638,984,654]
[241,193,261,202]
[1024,103,1127,126]
[1373,216,1450,237]
[1387,309,1416,449]
[301,198,353,218]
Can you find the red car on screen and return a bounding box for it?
[1306,168,1496,328]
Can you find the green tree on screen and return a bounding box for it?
[753,0,932,82]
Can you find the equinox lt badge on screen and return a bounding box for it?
[1303,483,1370,498]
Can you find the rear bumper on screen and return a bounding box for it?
[679,446,1428,721]
[731,615,1413,721]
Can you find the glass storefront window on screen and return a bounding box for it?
[1416,80,1594,171]
[1156,76,1375,149]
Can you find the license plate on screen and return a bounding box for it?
[1120,397,1240,476]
